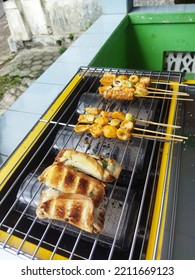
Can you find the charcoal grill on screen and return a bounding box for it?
[0,67,186,260]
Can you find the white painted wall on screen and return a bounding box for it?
[44,0,102,35]
[3,0,102,48]
[20,0,49,35]
[3,0,31,41]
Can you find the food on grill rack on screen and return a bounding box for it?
[99,86,135,100]
[129,74,139,84]
[120,120,134,131]
[134,87,149,97]
[109,118,121,127]
[36,188,105,233]
[90,123,103,138]
[140,76,151,86]
[85,107,102,115]
[74,108,135,141]
[110,111,125,121]
[36,148,112,233]
[55,148,122,183]
[98,72,151,100]
[74,124,90,133]
[103,125,117,138]
[78,114,95,124]
[94,116,109,126]
[38,162,105,207]
[117,128,131,141]
[99,72,116,86]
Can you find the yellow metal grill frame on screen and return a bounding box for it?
[0,75,81,259]
[146,84,180,260]
[0,68,185,260]
[0,75,82,191]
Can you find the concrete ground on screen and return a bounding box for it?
[0,0,178,116]
[0,6,61,115]
[0,46,61,115]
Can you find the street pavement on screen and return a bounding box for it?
[0,46,61,115]
[0,11,61,115]
[0,0,176,116]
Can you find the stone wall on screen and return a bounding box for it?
[3,0,102,50]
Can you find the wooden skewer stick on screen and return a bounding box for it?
[147,91,189,97]
[147,87,189,96]
[132,133,183,142]
[135,118,181,129]
[139,95,194,101]
[134,127,188,140]
[151,81,188,87]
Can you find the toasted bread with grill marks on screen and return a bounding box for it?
[55,149,122,183]
[38,162,105,207]
[36,189,96,233]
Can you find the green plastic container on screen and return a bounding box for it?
[90,11,195,74]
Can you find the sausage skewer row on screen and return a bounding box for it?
[40,115,181,129]
[98,73,192,101]
[74,108,187,142]
[83,108,181,129]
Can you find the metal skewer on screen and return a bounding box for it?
[39,119,74,127]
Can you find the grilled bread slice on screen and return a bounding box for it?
[55,149,122,183]
[36,189,97,233]
[38,162,105,207]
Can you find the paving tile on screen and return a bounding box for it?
[57,46,100,64]
[155,4,185,13]
[102,0,127,14]
[71,33,111,47]
[36,61,81,85]
[92,14,125,24]
[131,6,158,13]
[0,154,8,166]
[184,4,195,12]
[0,110,40,156]
[9,83,65,115]
[84,15,125,34]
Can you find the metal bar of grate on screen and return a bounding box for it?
[129,138,158,259]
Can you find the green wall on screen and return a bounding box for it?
[90,11,195,72]
[90,16,131,69]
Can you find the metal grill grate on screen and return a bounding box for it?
[0,67,184,260]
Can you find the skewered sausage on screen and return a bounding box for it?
[98,72,151,101]
[75,108,135,141]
